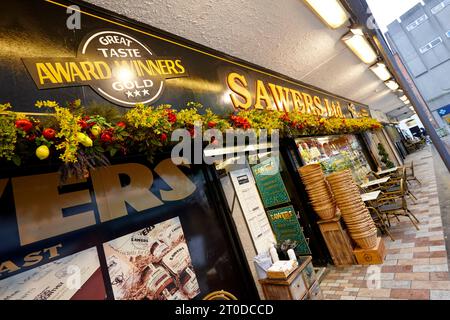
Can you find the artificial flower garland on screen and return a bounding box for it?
[0,100,382,178]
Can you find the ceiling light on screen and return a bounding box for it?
[342,29,378,64]
[304,0,349,29]
[370,62,392,81]
[400,95,408,102]
[385,79,400,91]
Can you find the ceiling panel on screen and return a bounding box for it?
[83,0,403,114]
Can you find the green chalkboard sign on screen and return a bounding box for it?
[252,158,290,208]
[267,206,311,256]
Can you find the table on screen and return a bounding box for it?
[361,191,381,202]
[376,167,398,176]
[360,177,390,189]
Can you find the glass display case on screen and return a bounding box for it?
[295,134,372,185]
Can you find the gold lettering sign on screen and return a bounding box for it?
[3,160,196,247]
[226,72,347,118]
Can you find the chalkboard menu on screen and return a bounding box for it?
[251,158,290,209]
[267,206,311,256]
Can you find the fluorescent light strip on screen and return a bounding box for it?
[385,80,400,91]
[342,29,378,64]
[370,62,392,81]
[304,0,349,29]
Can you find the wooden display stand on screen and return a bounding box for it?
[317,213,356,266]
[353,237,386,265]
[260,256,316,300]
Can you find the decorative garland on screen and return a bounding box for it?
[0,100,381,179]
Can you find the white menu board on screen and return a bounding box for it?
[229,168,276,254]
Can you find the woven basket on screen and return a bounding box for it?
[314,205,337,220]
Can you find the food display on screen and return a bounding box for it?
[296,135,372,185]
[103,217,200,300]
[298,164,336,220]
[326,170,378,249]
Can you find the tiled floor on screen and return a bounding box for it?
[320,146,450,300]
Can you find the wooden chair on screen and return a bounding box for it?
[380,167,417,203]
[367,205,395,241]
[376,179,420,230]
[203,290,238,300]
[406,161,422,186]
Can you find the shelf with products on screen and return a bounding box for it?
[295,134,372,185]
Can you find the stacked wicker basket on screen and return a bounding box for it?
[298,164,337,221]
[326,170,378,249]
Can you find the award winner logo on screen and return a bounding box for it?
[22,30,188,107]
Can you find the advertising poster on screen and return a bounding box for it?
[0,247,105,300]
[267,206,312,256]
[229,168,276,254]
[251,158,291,208]
[103,217,200,300]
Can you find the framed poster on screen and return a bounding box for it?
[103,217,200,300]
[266,206,311,256]
[251,158,290,208]
[229,168,276,254]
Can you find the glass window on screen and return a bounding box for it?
[406,14,428,31]
[419,37,443,53]
[295,134,372,185]
[431,0,450,14]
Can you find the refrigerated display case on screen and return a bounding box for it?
[295,134,372,185]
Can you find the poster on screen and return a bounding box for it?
[267,206,311,256]
[103,217,200,300]
[0,247,105,300]
[251,158,291,208]
[229,168,276,254]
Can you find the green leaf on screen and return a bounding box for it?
[12,154,21,166]
[109,148,118,157]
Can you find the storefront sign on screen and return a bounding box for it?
[252,158,291,208]
[1,0,369,119]
[266,206,311,256]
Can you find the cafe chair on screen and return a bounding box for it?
[367,206,395,241]
[380,167,417,203]
[376,179,420,231]
[203,290,238,300]
[406,161,422,186]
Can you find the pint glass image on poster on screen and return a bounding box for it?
[103,217,200,300]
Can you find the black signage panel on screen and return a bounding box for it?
[0,0,370,118]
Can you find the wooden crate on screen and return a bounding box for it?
[353,237,386,265]
[307,280,323,300]
[317,213,356,266]
[259,257,311,300]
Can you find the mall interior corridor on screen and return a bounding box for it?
[320,146,450,300]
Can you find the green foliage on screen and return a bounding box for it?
[377,143,395,169]
[0,103,17,161]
